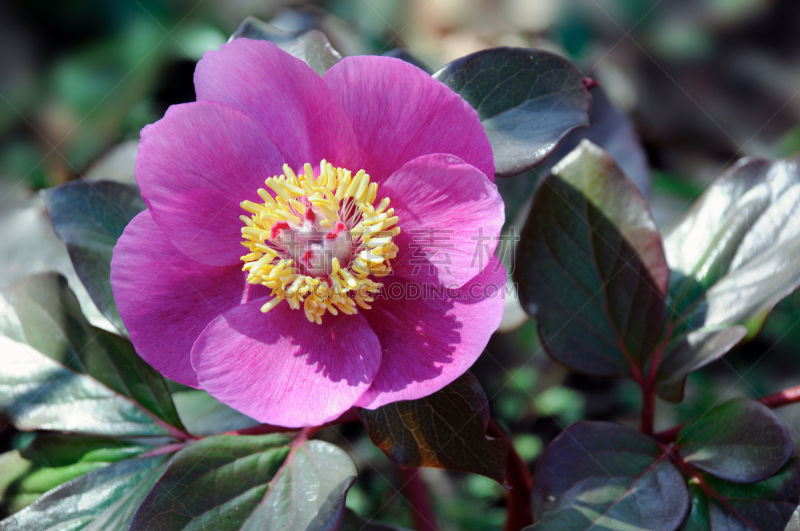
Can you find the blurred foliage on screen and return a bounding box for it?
[1,0,800,529]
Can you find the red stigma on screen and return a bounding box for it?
[300,197,316,222]
[325,221,346,239]
[270,221,291,240]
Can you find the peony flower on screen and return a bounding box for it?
[111,39,506,427]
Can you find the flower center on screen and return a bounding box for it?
[240,161,399,324]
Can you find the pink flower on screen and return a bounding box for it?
[111,39,506,427]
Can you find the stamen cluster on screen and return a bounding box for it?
[240,161,399,324]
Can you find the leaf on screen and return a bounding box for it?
[129,434,357,530]
[0,273,185,437]
[433,47,592,177]
[676,398,793,483]
[241,440,358,530]
[530,421,689,530]
[531,86,651,197]
[42,180,145,335]
[514,140,669,378]
[655,326,748,402]
[658,155,800,401]
[0,196,113,332]
[0,454,170,531]
[172,390,259,436]
[0,435,152,512]
[358,372,509,484]
[230,16,341,76]
[681,459,800,530]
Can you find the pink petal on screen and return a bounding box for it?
[136,101,285,267]
[195,38,358,170]
[111,211,248,387]
[355,257,507,409]
[383,153,505,288]
[191,300,381,427]
[324,56,495,183]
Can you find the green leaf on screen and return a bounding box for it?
[530,421,689,530]
[434,47,592,177]
[677,398,792,483]
[681,459,800,530]
[658,155,800,402]
[0,273,185,437]
[42,180,145,335]
[358,372,509,484]
[230,16,341,76]
[0,434,153,514]
[532,86,651,197]
[0,454,170,530]
[129,434,357,530]
[514,140,669,378]
[172,390,259,436]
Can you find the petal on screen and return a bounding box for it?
[110,211,248,387]
[383,153,505,288]
[136,100,285,267]
[195,38,358,169]
[355,257,507,409]
[192,300,381,427]
[324,55,494,182]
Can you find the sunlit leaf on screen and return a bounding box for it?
[359,372,509,484]
[677,398,792,483]
[530,421,688,530]
[0,454,170,530]
[514,140,668,378]
[42,180,145,335]
[658,155,800,401]
[0,273,185,437]
[434,47,592,176]
[230,16,341,76]
[130,434,356,530]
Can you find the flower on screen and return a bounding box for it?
[111,39,506,427]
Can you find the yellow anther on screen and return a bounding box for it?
[240,161,399,324]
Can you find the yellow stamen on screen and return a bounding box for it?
[239,161,399,324]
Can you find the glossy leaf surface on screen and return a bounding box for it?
[681,460,800,530]
[434,47,592,177]
[0,273,184,436]
[514,141,668,378]
[230,16,341,76]
[359,372,509,484]
[42,180,145,335]
[0,455,170,530]
[130,434,356,530]
[658,155,800,401]
[677,398,793,483]
[530,421,688,530]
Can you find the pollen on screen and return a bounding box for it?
[240,160,400,324]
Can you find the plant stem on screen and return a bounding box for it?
[397,467,437,531]
[488,418,533,531]
[760,384,800,408]
[641,387,655,435]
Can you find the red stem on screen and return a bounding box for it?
[396,467,437,531]
[488,418,533,531]
[760,384,800,408]
[640,386,655,436]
